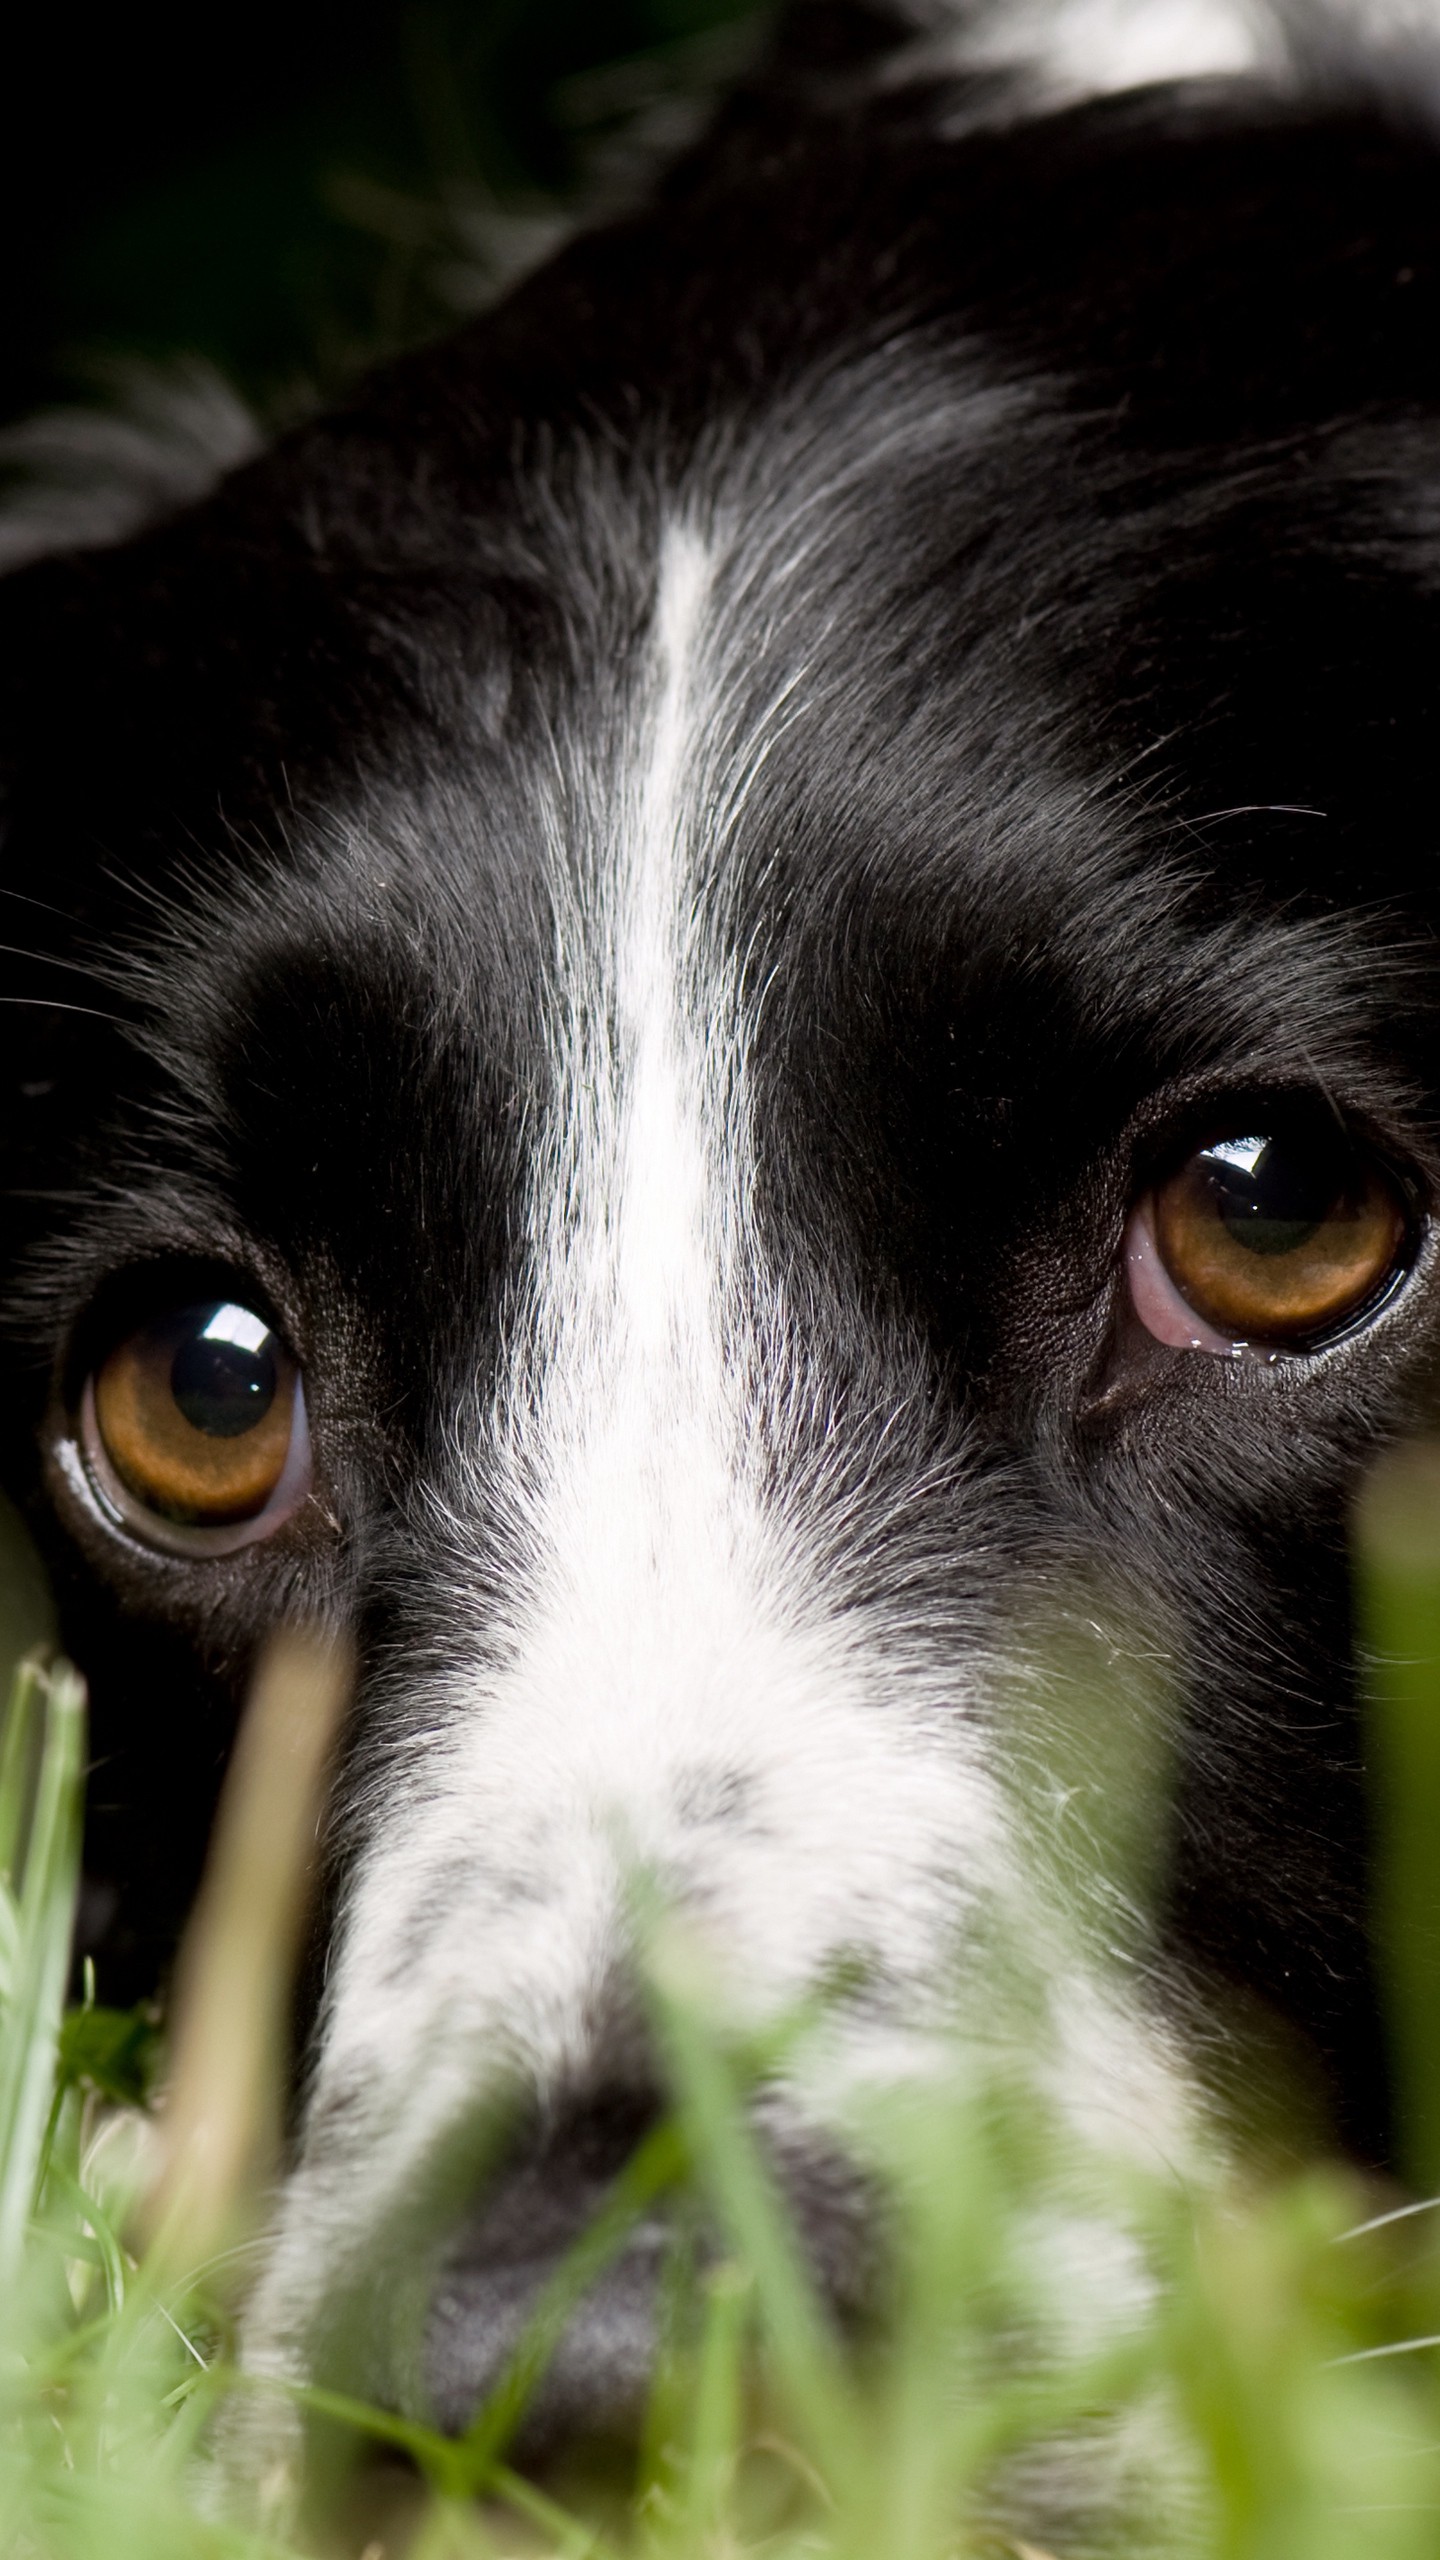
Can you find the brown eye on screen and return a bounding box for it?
[86,1300,308,1541]
[1151,1129,1408,1343]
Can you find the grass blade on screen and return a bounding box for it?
[644,1933,859,2504]
[144,1624,351,2278]
[0,1657,85,2289]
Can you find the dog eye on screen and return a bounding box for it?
[1129,1125,1410,1352]
[81,1299,310,1549]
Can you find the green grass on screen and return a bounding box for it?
[4,1464,1440,2557]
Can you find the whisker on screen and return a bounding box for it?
[0,884,80,923]
[1337,2194,1440,2242]
[1326,2333,1440,2366]
[0,937,116,986]
[1190,803,1328,821]
[0,995,125,1023]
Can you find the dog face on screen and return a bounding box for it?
[2,0,1440,2449]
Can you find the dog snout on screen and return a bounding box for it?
[421,2085,880,2462]
[423,2087,667,2451]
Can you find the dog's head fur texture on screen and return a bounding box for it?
[4,0,1440,2498]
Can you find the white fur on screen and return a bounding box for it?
[888,0,1440,111]
[905,0,1276,96]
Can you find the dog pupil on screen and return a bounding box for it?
[1202,1135,1339,1258]
[169,1311,277,1439]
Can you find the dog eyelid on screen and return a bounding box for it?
[1123,1206,1245,1356]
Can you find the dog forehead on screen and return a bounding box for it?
[103,349,1440,1226]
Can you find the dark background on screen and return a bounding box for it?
[0,0,759,431]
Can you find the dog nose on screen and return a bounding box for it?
[424,2089,666,2453]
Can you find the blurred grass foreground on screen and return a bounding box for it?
[3,1463,1440,2556]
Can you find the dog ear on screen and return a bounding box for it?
[0,553,133,1258]
[0,362,264,1134]
[0,360,262,579]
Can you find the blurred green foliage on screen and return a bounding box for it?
[0,1502,53,1688]
[1355,1442,1440,2199]
[3,1565,1440,2551]
[6,0,761,424]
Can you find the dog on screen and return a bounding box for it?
[1,0,1439,2518]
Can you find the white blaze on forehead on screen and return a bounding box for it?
[543,522,728,1550]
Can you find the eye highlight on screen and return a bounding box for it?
[82,1299,310,1550]
[1133,1123,1409,1352]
